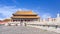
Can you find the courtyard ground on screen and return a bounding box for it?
[0,26,59,34]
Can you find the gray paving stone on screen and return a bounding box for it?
[0,26,59,34]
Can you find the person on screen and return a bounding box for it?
[24,23,26,26]
[20,20,23,26]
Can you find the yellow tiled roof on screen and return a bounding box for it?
[11,10,40,18]
[13,10,37,15]
[3,19,11,22]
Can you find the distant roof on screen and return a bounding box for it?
[13,10,37,15]
[3,18,11,22]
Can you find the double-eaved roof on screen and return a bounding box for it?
[11,10,40,18]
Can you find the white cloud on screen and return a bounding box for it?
[41,13,51,19]
[0,6,29,20]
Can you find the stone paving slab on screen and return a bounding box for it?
[0,26,59,34]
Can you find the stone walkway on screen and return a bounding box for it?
[0,26,59,34]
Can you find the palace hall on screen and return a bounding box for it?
[11,10,40,22]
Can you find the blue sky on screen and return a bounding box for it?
[0,0,60,20]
